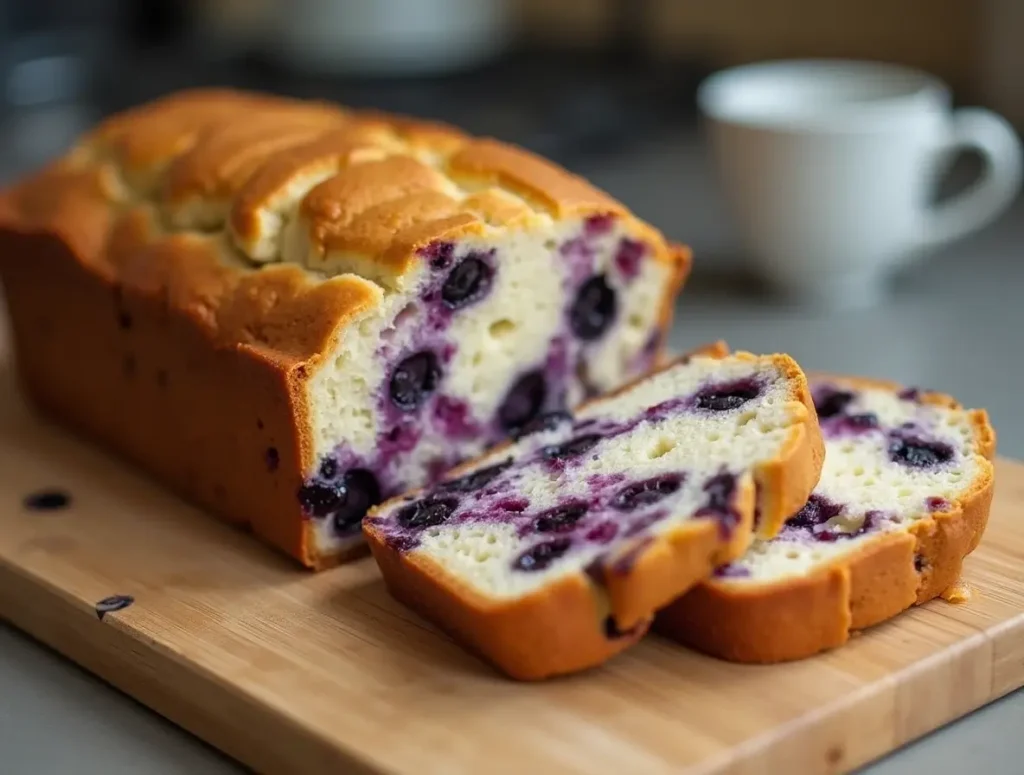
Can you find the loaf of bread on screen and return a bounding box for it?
[364,342,824,679]
[0,89,691,568]
[657,376,996,662]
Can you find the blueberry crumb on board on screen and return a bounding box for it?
[23,489,72,511]
[95,595,135,620]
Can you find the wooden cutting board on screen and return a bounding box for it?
[0,360,1022,775]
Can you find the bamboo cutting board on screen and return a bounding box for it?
[0,361,1022,775]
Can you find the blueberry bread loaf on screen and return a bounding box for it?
[657,376,996,663]
[0,89,690,568]
[364,343,825,679]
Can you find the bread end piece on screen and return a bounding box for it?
[656,381,995,663]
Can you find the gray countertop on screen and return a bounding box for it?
[1,130,1022,774]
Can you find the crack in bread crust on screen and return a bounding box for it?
[655,375,996,663]
[0,89,691,568]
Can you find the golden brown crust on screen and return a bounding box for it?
[365,534,648,681]
[655,378,996,663]
[2,88,683,364]
[0,88,690,569]
[364,341,825,678]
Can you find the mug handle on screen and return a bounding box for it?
[919,108,1023,247]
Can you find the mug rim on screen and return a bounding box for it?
[698,58,950,131]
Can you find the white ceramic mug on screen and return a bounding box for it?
[698,59,1024,309]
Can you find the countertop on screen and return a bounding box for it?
[1,128,1022,774]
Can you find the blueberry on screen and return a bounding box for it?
[845,413,879,430]
[331,469,381,533]
[914,554,928,572]
[494,497,530,513]
[512,410,573,440]
[298,482,343,517]
[439,459,512,493]
[95,595,134,620]
[624,510,668,538]
[787,494,843,529]
[696,473,739,537]
[713,564,750,579]
[390,351,441,412]
[442,255,492,309]
[512,538,572,572]
[421,240,455,269]
[585,521,619,543]
[570,274,617,341]
[498,371,547,433]
[614,238,645,280]
[533,503,588,533]
[540,434,601,461]
[898,387,923,402]
[396,496,459,529]
[694,378,761,412]
[584,213,615,236]
[23,489,71,510]
[814,388,855,419]
[889,435,954,468]
[701,473,736,514]
[611,475,683,511]
[319,458,338,479]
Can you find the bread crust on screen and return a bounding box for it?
[655,375,996,663]
[363,342,825,678]
[0,89,690,568]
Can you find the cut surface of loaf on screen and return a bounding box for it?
[364,343,824,679]
[657,376,996,663]
[0,89,690,568]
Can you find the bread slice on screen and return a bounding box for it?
[0,89,690,568]
[364,342,824,679]
[656,375,996,663]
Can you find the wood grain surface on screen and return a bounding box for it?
[0,360,1021,775]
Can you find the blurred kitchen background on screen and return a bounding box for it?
[1,0,1022,274]
[1,0,1024,433]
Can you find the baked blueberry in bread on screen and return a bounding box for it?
[0,89,690,568]
[364,342,824,679]
[657,376,996,663]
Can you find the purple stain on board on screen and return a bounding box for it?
[95,595,134,620]
[23,489,71,511]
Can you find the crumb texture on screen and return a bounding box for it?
[368,351,812,601]
[715,381,987,581]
